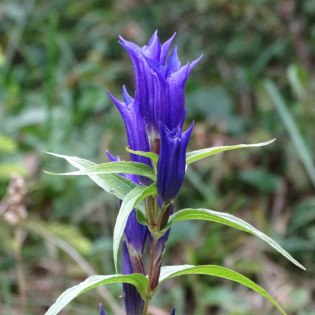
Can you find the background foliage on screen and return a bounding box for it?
[1,0,315,314]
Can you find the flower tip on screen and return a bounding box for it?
[190,54,203,68]
[122,85,133,104]
[107,89,114,99]
[117,35,126,47]
[183,121,195,140]
[106,150,119,162]
[189,120,195,130]
[149,30,159,44]
[118,34,125,43]
[108,90,124,109]
[99,303,106,315]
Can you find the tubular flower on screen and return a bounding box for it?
[122,241,144,315]
[108,87,151,168]
[120,212,147,315]
[119,32,201,139]
[157,122,194,206]
[124,210,148,259]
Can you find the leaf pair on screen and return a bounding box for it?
[46,264,287,315]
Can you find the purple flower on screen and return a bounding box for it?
[99,304,106,315]
[157,122,194,206]
[171,308,176,315]
[108,87,151,168]
[124,210,148,257]
[122,241,144,315]
[119,32,201,139]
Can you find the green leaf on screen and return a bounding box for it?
[159,264,287,315]
[136,208,147,225]
[45,273,148,315]
[186,139,275,165]
[44,152,138,200]
[126,147,159,165]
[113,183,156,272]
[167,208,305,270]
[45,154,156,181]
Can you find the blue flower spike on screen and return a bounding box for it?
[108,31,200,315]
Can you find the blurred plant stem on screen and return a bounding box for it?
[3,0,35,81]
[45,11,59,142]
[264,79,315,187]
[14,226,27,314]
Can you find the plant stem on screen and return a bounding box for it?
[142,237,159,315]
[143,194,163,315]
[142,297,150,315]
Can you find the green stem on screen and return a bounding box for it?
[142,194,163,314]
[142,297,150,315]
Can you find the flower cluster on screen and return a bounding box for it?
[107,31,201,315]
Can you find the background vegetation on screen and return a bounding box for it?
[1,0,315,314]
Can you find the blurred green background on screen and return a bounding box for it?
[1,0,315,314]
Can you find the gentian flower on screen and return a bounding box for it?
[108,86,151,169]
[122,241,145,315]
[108,31,200,315]
[119,32,201,141]
[157,122,194,206]
[124,210,147,269]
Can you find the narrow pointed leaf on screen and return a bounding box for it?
[186,139,275,165]
[45,157,156,181]
[45,152,137,200]
[167,208,305,270]
[264,80,315,187]
[126,147,159,165]
[113,183,157,272]
[45,273,148,315]
[159,265,286,315]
